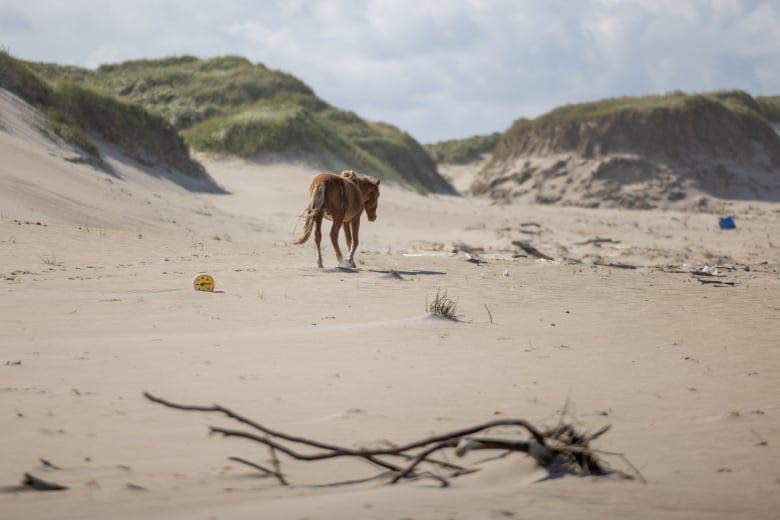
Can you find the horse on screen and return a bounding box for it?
[293,170,381,268]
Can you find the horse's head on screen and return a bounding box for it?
[358,176,381,222]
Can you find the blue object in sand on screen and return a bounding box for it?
[719,216,736,230]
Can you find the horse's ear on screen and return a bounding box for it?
[375,178,380,185]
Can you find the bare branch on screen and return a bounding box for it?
[227,456,288,486]
[144,391,638,486]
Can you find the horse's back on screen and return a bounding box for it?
[311,172,363,221]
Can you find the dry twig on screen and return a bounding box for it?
[144,391,642,487]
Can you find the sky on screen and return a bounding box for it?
[1,0,779,143]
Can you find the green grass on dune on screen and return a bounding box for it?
[505,90,777,134]
[183,101,408,186]
[1,51,205,176]
[757,95,780,122]
[13,51,780,190]
[424,133,502,164]
[31,55,321,130]
[28,55,450,193]
[492,89,780,163]
[1,51,99,159]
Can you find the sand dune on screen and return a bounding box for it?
[2,88,780,519]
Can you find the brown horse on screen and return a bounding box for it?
[294,170,381,268]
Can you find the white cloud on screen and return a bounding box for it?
[1,0,778,142]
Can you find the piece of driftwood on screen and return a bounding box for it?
[144,392,642,487]
[39,458,62,470]
[593,262,638,270]
[228,456,288,486]
[22,473,68,491]
[465,252,487,265]
[575,237,621,247]
[694,278,736,286]
[512,240,555,261]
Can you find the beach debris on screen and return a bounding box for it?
[483,303,494,324]
[518,222,542,235]
[39,458,61,470]
[464,252,487,265]
[228,456,288,486]
[144,391,643,488]
[386,267,405,280]
[21,473,68,491]
[695,279,736,287]
[575,237,621,247]
[691,265,736,286]
[695,265,719,276]
[593,262,637,270]
[512,240,555,261]
[193,273,215,292]
[451,242,485,256]
[718,216,736,230]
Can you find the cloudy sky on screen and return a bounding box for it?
[1,0,779,142]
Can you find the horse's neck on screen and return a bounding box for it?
[350,179,366,204]
[355,180,371,198]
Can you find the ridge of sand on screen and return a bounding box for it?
[2,88,780,519]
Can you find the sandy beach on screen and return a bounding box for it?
[2,89,780,519]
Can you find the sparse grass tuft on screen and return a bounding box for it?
[427,289,458,321]
[388,266,403,280]
[40,254,62,266]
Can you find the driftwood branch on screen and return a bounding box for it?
[144,391,641,486]
[512,240,555,261]
[228,456,288,486]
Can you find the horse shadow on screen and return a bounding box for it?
[366,268,447,277]
[308,267,447,277]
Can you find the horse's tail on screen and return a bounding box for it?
[293,182,325,245]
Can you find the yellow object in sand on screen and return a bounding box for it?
[192,273,215,292]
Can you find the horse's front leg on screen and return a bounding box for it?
[314,212,325,268]
[330,216,345,267]
[346,218,360,268]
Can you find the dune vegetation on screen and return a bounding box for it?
[499,90,780,143]
[29,55,453,194]
[490,89,780,164]
[1,51,207,180]
[468,89,780,210]
[7,50,780,198]
[424,132,502,165]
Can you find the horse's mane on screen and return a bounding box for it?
[341,169,379,186]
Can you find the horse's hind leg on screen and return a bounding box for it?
[330,216,345,267]
[314,211,325,268]
[342,222,353,253]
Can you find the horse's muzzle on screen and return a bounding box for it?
[368,215,377,222]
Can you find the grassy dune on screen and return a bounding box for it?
[424,132,502,164]
[1,51,207,179]
[493,89,780,162]
[503,90,780,134]
[29,55,452,193]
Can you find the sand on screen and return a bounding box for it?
[2,88,780,519]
